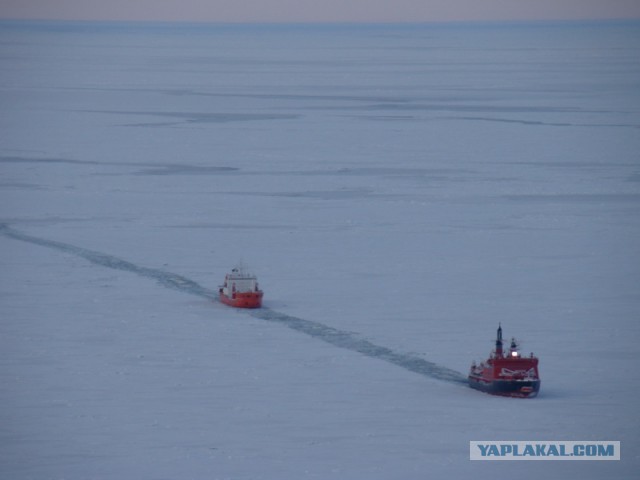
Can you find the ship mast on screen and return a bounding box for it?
[495,324,503,358]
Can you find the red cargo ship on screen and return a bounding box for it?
[468,325,540,398]
[219,264,263,309]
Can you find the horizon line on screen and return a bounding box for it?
[1,17,639,26]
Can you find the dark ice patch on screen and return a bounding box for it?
[81,110,299,126]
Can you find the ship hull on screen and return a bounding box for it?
[219,291,263,309]
[468,376,540,398]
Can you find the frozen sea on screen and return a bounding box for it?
[1,20,640,479]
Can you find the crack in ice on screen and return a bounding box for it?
[1,223,466,385]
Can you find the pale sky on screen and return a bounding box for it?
[1,0,639,23]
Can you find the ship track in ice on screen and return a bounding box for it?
[1,223,467,385]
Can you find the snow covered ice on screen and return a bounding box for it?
[1,20,640,479]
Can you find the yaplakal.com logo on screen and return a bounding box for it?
[470,441,620,460]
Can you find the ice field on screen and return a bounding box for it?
[1,20,640,478]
